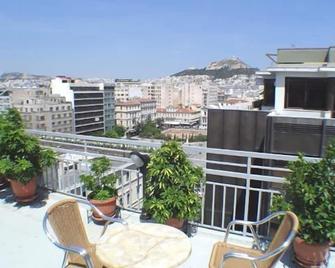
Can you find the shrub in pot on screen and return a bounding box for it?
[80,156,118,221]
[144,141,203,229]
[0,175,9,189]
[272,141,335,267]
[0,109,56,202]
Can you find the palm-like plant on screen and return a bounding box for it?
[144,141,203,223]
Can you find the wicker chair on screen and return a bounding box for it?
[43,198,127,268]
[209,211,299,268]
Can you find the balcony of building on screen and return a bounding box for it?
[1,130,334,267]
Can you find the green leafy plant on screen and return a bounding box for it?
[144,141,204,223]
[136,119,162,138]
[105,125,126,138]
[0,109,56,184]
[272,141,335,244]
[80,156,118,200]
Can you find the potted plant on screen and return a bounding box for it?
[272,141,335,267]
[144,141,203,229]
[0,109,56,202]
[80,156,118,221]
[0,176,9,189]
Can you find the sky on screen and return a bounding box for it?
[0,0,334,79]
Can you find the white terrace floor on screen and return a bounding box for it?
[0,188,334,268]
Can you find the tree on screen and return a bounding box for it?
[138,119,162,139]
[105,125,126,138]
[155,118,164,129]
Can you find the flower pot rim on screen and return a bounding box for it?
[87,193,117,204]
[295,236,331,247]
[8,177,36,185]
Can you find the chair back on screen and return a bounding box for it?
[259,211,299,268]
[47,199,92,260]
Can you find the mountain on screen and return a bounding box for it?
[0,72,51,81]
[172,57,258,79]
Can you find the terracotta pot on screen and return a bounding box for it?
[9,177,37,203]
[88,194,117,220]
[293,236,329,267]
[0,176,9,189]
[166,218,184,229]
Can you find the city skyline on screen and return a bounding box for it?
[1,0,335,79]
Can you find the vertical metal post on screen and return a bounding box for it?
[243,157,251,235]
[211,184,216,226]
[121,169,124,209]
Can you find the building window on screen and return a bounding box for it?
[285,78,328,110]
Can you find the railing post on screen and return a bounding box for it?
[84,140,88,160]
[243,157,251,235]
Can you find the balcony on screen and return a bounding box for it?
[1,129,334,267]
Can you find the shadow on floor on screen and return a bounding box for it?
[0,186,50,208]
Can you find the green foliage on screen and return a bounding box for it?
[272,142,335,244]
[140,120,161,138]
[144,141,204,223]
[80,156,117,200]
[105,125,125,138]
[189,134,207,142]
[0,109,56,184]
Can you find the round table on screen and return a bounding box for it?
[96,223,192,268]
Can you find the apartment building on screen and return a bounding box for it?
[115,100,141,130]
[0,88,11,112]
[51,77,115,135]
[156,106,201,127]
[205,46,335,227]
[104,84,115,131]
[139,98,156,121]
[142,81,173,108]
[10,87,73,132]
[114,79,141,101]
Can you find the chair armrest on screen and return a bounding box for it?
[42,213,94,268]
[224,221,261,249]
[224,211,288,249]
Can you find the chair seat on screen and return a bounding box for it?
[68,244,103,268]
[209,242,263,268]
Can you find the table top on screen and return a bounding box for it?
[96,223,192,268]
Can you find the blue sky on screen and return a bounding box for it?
[0,0,334,79]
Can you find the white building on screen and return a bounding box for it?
[114,79,142,101]
[115,100,141,130]
[139,98,156,121]
[257,47,335,118]
[156,106,201,127]
[51,77,115,134]
[0,88,11,113]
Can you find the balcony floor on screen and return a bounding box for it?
[0,188,333,268]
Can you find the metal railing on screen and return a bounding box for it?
[30,130,320,236]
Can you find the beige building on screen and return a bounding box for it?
[11,87,73,133]
[115,98,156,130]
[115,100,141,130]
[156,106,201,127]
[139,98,156,121]
[142,82,176,109]
[115,79,141,101]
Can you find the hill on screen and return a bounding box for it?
[172,57,258,80]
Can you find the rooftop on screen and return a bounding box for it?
[258,46,335,74]
[2,189,334,268]
[2,130,335,267]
